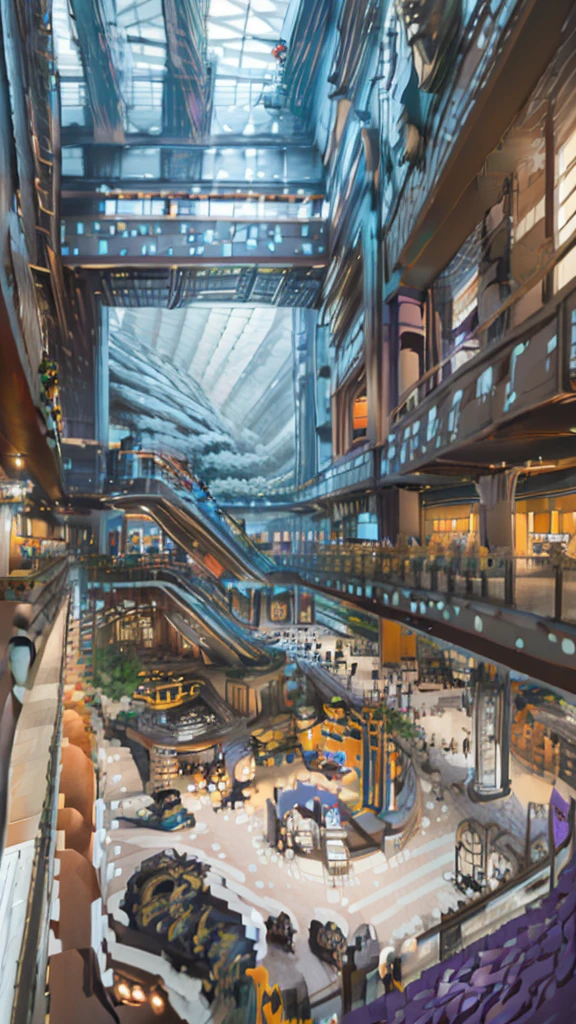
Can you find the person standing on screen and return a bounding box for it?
[8,611,37,721]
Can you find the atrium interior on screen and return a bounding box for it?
[2,2,576,1023]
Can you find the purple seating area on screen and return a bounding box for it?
[344,855,576,1024]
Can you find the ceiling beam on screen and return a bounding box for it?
[68,0,126,143]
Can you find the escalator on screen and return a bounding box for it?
[106,451,276,583]
[93,565,279,671]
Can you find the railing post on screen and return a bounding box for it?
[504,559,514,607]
[555,563,563,621]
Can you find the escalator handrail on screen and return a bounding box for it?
[112,450,275,573]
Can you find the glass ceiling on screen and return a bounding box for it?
[117,0,167,134]
[110,305,294,438]
[53,0,86,127]
[207,0,292,135]
[109,305,296,495]
[54,0,296,138]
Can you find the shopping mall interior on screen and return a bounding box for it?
[1,1,576,1023]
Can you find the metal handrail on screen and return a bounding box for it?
[273,545,576,623]
[388,224,576,428]
[110,450,275,574]
[10,595,71,1024]
[0,560,69,861]
[412,798,575,965]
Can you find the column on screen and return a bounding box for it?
[476,470,519,552]
[397,291,426,399]
[361,174,382,444]
[468,669,511,802]
[378,487,420,544]
[95,304,109,448]
[380,619,402,666]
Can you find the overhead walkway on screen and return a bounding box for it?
[106,450,277,582]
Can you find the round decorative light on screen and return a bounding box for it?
[115,981,131,1001]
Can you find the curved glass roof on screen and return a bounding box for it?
[208,0,291,135]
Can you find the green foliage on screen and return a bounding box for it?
[369,705,417,741]
[93,646,143,700]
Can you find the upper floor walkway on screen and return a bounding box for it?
[274,543,576,695]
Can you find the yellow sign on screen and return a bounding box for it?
[246,966,312,1024]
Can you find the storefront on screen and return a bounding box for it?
[515,496,576,556]
[123,514,164,555]
[422,501,479,549]
[10,513,67,569]
[424,490,576,558]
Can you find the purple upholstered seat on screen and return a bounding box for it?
[555,943,576,986]
[540,922,562,956]
[383,990,406,1018]
[353,853,576,1024]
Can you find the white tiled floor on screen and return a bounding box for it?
[100,674,571,1009]
[104,752,463,1003]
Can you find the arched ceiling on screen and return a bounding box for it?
[208,0,292,134]
[108,306,296,496]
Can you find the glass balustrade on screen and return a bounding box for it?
[270,543,576,624]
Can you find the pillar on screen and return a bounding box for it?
[95,305,109,448]
[468,669,511,802]
[380,619,403,667]
[378,488,420,544]
[399,349,420,396]
[397,292,426,400]
[361,189,382,445]
[476,470,519,552]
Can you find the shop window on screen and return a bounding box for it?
[352,390,368,442]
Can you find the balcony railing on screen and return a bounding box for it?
[273,545,576,625]
[294,446,376,502]
[0,559,69,861]
[61,215,328,266]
